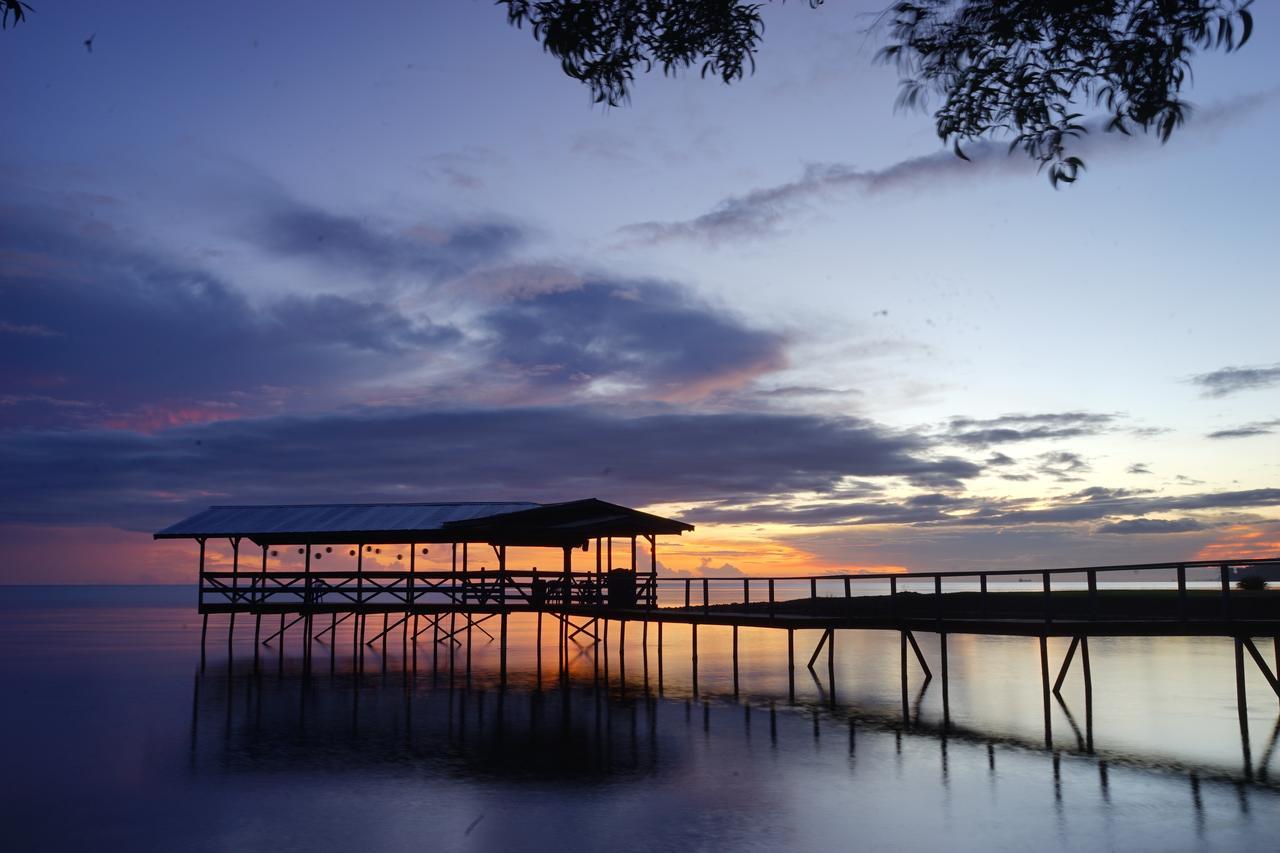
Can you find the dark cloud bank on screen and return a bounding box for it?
[0,407,979,530]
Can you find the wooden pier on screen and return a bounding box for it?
[157,500,1280,757]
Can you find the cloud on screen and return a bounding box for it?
[1094,518,1208,535]
[0,406,983,530]
[1036,451,1091,482]
[1192,363,1280,398]
[253,202,523,281]
[945,411,1114,448]
[619,89,1280,245]
[1206,419,1280,440]
[0,211,466,429]
[478,279,786,402]
[2,198,798,428]
[1127,463,1152,475]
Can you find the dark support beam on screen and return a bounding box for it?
[313,611,354,641]
[199,613,208,671]
[691,623,698,693]
[227,537,240,657]
[262,614,305,645]
[732,624,740,697]
[827,627,836,704]
[254,544,265,671]
[1235,637,1253,778]
[899,631,909,723]
[1081,636,1093,752]
[1053,635,1082,697]
[807,628,831,671]
[905,630,932,681]
[1040,635,1053,746]
[939,631,949,725]
[1242,637,1280,702]
[365,614,410,646]
[657,621,664,694]
[500,612,509,686]
[787,628,795,703]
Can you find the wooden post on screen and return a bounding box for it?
[787,627,795,703]
[703,578,709,614]
[1177,564,1188,621]
[768,579,775,620]
[500,611,509,686]
[1040,635,1052,746]
[1235,636,1252,776]
[603,617,610,683]
[408,541,416,614]
[691,623,698,693]
[642,617,649,689]
[827,628,836,704]
[657,620,664,693]
[939,631,949,725]
[732,624,739,696]
[228,537,240,657]
[649,534,657,609]
[1081,635,1093,752]
[899,630,909,723]
[199,614,208,671]
[1221,564,1231,620]
[1042,571,1052,626]
[356,544,365,670]
[619,618,627,689]
[464,542,472,682]
[254,544,265,671]
[1088,570,1098,620]
[197,538,207,669]
[304,542,313,671]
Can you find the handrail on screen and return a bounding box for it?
[199,556,1280,584]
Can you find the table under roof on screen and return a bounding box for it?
[154,498,693,547]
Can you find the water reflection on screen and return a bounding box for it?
[190,612,1280,793]
[6,595,1280,852]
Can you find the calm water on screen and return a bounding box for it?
[2,586,1279,852]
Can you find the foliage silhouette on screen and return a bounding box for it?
[499,0,1256,184]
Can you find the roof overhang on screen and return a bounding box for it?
[154,498,693,548]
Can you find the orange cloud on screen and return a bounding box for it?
[1194,524,1280,561]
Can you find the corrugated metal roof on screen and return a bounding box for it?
[154,499,694,544]
[154,502,540,539]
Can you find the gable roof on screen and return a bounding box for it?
[153,498,692,547]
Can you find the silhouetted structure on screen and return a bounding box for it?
[156,502,1280,762]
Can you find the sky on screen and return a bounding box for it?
[2,1,1279,583]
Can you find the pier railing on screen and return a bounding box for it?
[199,557,1280,625]
[200,569,659,611]
[648,557,1280,624]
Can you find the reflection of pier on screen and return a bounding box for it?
[157,501,1280,772]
